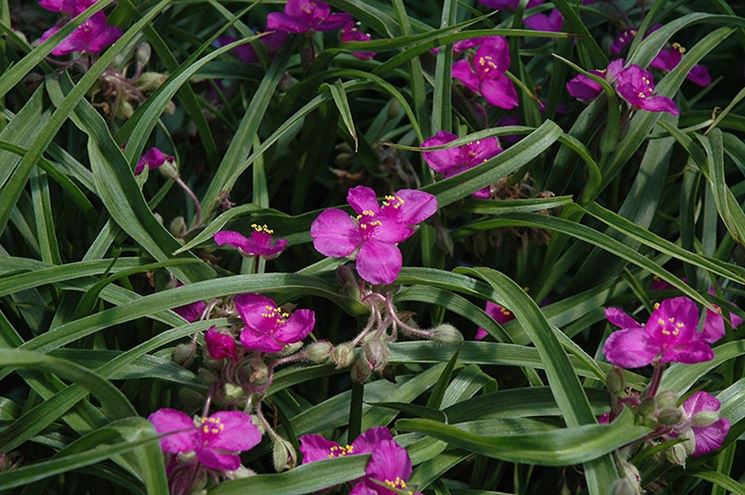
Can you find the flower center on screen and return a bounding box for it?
[200,416,225,436]
[252,223,274,235]
[303,2,317,14]
[261,305,290,325]
[500,307,511,317]
[327,444,354,458]
[356,209,383,232]
[382,195,405,210]
[384,477,414,494]
[657,316,685,336]
[477,55,499,74]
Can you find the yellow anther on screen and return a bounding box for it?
[251,223,274,235]
[676,322,685,328]
[657,318,665,325]
[653,302,660,309]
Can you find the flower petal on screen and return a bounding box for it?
[604,307,640,329]
[240,327,285,353]
[452,59,480,93]
[234,293,277,324]
[475,37,510,73]
[659,338,714,364]
[148,408,196,453]
[351,426,393,455]
[566,74,603,101]
[274,308,316,345]
[691,418,730,456]
[639,95,679,115]
[195,446,241,471]
[205,327,238,361]
[355,241,402,285]
[683,391,721,416]
[422,131,461,174]
[300,434,340,463]
[214,230,251,251]
[310,208,361,257]
[347,186,381,215]
[480,74,520,109]
[647,296,699,342]
[316,12,354,31]
[687,65,712,87]
[370,217,414,243]
[384,189,438,226]
[365,439,412,483]
[603,328,656,368]
[267,12,310,33]
[206,411,262,452]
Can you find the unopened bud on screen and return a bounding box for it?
[277,341,303,357]
[612,479,640,495]
[305,341,334,364]
[431,324,464,346]
[169,216,187,238]
[387,99,401,119]
[248,360,269,385]
[224,465,256,480]
[197,367,219,385]
[606,366,625,395]
[614,459,642,495]
[332,342,356,369]
[137,72,168,92]
[691,410,719,427]
[172,342,196,367]
[336,264,360,300]
[665,442,688,466]
[136,42,152,68]
[115,100,134,120]
[159,160,180,180]
[223,383,246,402]
[351,356,371,383]
[272,437,296,472]
[164,100,176,115]
[364,338,389,372]
[657,407,683,426]
[655,390,677,410]
[681,427,696,455]
[637,397,656,418]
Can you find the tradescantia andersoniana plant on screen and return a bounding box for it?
[1,0,744,493]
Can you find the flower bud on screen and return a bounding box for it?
[637,397,656,418]
[272,437,297,472]
[164,100,177,115]
[431,324,464,346]
[657,407,683,426]
[115,100,134,120]
[691,410,720,427]
[336,264,360,300]
[159,160,180,180]
[172,342,196,367]
[332,342,356,369]
[655,390,677,410]
[136,42,152,68]
[248,359,269,385]
[224,465,256,480]
[223,383,246,402]
[665,442,688,466]
[614,459,642,495]
[197,367,219,385]
[605,366,625,395]
[169,216,187,238]
[277,341,303,357]
[364,338,389,372]
[387,100,401,119]
[351,356,371,383]
[305,340,334,364]
[137,72,168,93]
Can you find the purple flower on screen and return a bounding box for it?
[310,186,438,285]
[235,293,315,353]
[341,22,375,60]
[421,131,502,199]
[603,297,716,369]
[566,59,625,103]
[148,408,261,471]
[39,0,94,15]
[300,426,392,464]
[205,327,238,361]
[496,115,523,145]
[452,37,519,109]
[216,35,259,63]
[611,28,638,55]
[523,9,563,32]
[173,300,207,322]
[686,64,712,87]
[267,0,353,34]
[352,438,421,495]
[682,391,731,456]
[650,44,712,87]
[39,11,122,56]
[477,0,543,10]
[614,64,679,115]
[213,226,288,259]
[475,301,514,340]
[650,275,674,291]
[702,290,743,344]
[135,146,174,175]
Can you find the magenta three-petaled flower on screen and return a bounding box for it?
[603,297,716,369]
[310,186,437,285]
[214,225,288,259]
[135,146,174,175]
[615,63,679,115]
[267,0,352,33]
[452,36,519,110]
[235,294,316,353]
[148,409,261,471]
[39,0,95,15]
[299,427,421,495]
[523,9,564,32]
[680,391,731,457]
[39,11,122,56]
[422,131,502,199]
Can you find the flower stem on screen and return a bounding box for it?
[644,364,664,399]
[174,176,202,228]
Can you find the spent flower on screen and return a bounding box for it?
[680,391,731,457]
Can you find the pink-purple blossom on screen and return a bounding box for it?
[299,427,420,495]
[173,299,207,323]
[452,36,519,110]
[702,290,743,344]
[310,186,437,285]
[603,297,716,369]
[213,226,288,259]
[267,0,352,33]
[216,31,288,63]
[565,59,625,102]
[341,22,375,60]
[235,293,316,353]
[681,391,731,456]
[477,0,543,10]
[523,9,563,32]
[615,63,679,115]
[421,131,502,199]
[39,0,94,15]
[39,11,122,56]
[148,408,261,471]
[205,327,238,361]
[650,44,712,87]
[135,146,174,175]
[475,301,515,340]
